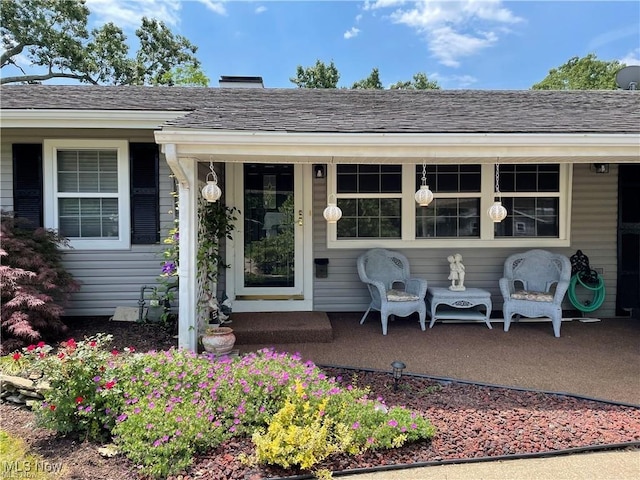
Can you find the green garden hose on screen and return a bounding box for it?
[568,273,606,313]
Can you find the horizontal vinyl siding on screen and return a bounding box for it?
[312,163,619,318]
[1,129,176,316]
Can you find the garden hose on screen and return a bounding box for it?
[568,273,606,313]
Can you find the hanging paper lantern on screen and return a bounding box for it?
[414,184,434,207]
[201,180,222,203]
[323,202,342,223]
[487,201,507,222]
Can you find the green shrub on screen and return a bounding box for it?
[24,334,129,441]
[252,379,436,471]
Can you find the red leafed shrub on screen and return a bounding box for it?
[0,212,80,354]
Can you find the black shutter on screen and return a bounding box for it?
[12,144,43,228]
[130,143,160,244]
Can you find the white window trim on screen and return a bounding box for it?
[326,163,572,249]
[43,139,131,250]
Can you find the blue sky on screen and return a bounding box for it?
[29,1,640,89]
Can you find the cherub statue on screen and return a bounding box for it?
[448,253,466,291]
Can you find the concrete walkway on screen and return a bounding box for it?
[341,450,640,480]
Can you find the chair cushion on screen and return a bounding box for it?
[387,289,420,302]
[510,290,554,302]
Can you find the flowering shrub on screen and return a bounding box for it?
[8,342,436,479]
[20,334,131,442]
[111,349,336,477]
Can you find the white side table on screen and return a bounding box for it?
[427,287,493,329]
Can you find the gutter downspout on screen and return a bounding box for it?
[162,144,198,351]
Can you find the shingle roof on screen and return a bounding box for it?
[1,85,639,134]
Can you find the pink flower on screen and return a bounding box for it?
[111,349,119,356]
[37,341,45,348]
[105,380,116,390]
[12,352,21,361]
[89,341,97,347]
[75,396,84,404]
[26,344,36,352]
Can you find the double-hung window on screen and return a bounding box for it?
[327,163,571,248]
[43,139,130,249]
[494,164,560,238]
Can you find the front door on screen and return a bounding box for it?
[229,163,311,312]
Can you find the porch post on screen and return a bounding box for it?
[164,144,198,351]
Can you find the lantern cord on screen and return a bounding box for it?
[494,162,501,201]
[207,161,218,183]
[421,161,427,186]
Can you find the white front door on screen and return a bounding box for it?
[228,163,312,312]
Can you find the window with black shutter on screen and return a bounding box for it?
[12,144,43,228]
[130,143,160,244]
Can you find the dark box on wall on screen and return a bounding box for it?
[314,258,329,278]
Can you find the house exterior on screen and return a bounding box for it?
[1,84,639,350]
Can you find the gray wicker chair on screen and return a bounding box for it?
[357,248,428,335]
[499,249,571,337]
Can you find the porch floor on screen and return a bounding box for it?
[236,311,640,405]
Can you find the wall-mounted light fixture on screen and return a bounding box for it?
[313,164,326,179]
[591,163,610,174]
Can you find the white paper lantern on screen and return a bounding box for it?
[323,202,342,223]
[202,180,222,203]
[414,184,434,207]
[487,201,507,222]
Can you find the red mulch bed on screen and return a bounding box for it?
[1,317,639,480]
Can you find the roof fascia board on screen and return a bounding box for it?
[154,130,640,159]
[1,109,186,129]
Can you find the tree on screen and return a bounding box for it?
[1,0,207,85]
[532,53,624,90]
[0,212,79,354]
[290,59,339,88]
[390,72,440,90]
[352,67,383,89]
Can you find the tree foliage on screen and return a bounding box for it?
[290,59,340,88]
[291,60,440,90]
[532,53,624,90]
[0,212,80,354]
[390,72,440,90]
[1,0,207,85]
[352,67,383,89]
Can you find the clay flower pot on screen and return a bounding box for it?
[201,326,236,355]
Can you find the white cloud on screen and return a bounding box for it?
[384,0,522,68]
[588,25,639,51]
[344,27,361,39]
[430,71,478,88]
[620,48,640,66]
[195,0,227,16]
[364,0,406,11]
[255,6,267,14]
[86,0,225,30]
[85,0,183,28]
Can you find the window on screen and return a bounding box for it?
[44,140,130,249]
[336,165,402,239]
[494,165,560,238]
[416,165,481,238]
[327,163,571,248]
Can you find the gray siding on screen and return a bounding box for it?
[311,163,619,318]
[1,129,176,316]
